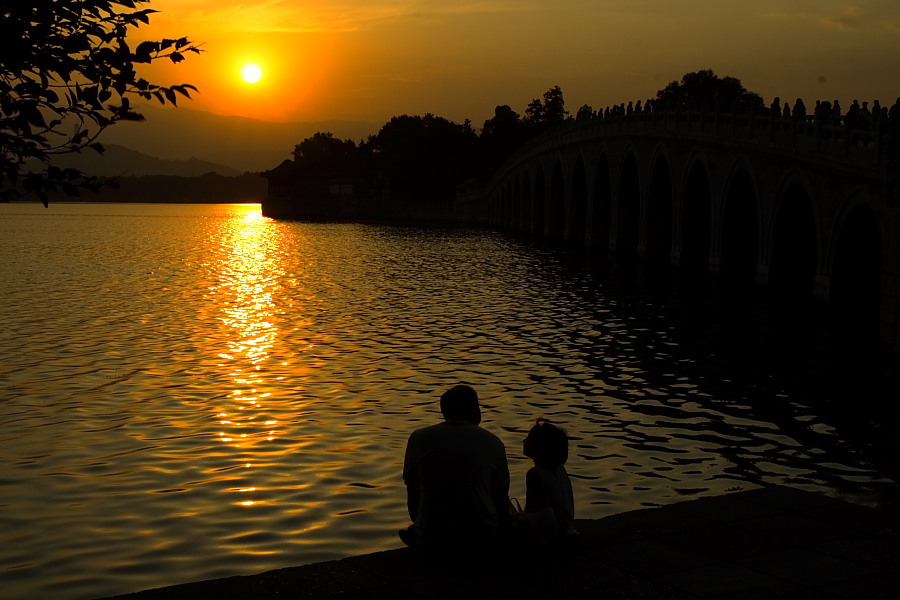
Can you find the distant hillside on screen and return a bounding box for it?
[44,172,267,204]
[38,144,241,177]
[97,106,381,173]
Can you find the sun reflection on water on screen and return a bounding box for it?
[208,204,287,507]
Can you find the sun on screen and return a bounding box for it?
[241,63,263,84]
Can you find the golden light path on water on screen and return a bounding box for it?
[213,207,279,509]
[201,206,349,545]
[204,207,316,522]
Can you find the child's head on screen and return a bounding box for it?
[523,419,568,467]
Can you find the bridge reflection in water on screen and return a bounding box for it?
[479,110,900,481]
[482,110,899,357]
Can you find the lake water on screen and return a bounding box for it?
[1,202,896,599]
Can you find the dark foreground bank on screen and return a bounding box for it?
[100,486,899,600]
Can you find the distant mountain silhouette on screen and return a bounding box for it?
[36,144,241,177]
[97,105,380,172]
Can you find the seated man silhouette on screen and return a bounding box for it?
[401,384,510,550]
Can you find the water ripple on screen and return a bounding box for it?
[1,203,896,599]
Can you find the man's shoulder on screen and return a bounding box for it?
[473,425,505,444]
[406,422,453,448]
[409,421,504,445]
[467,425,507,457]
[409,422,446,438]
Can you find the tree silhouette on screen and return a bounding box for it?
[656,69,763,113]
[481,105,521,141]
[365,114,478,202]
[280,86,578,209]
[292,132,358,171]
[480,104,526,174]
[524,85,569,129]
[1,0,200,204]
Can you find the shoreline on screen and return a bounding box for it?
[99,485,900,599]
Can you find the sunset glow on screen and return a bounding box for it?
[136,1,899,126]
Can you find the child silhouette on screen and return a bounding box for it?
[522,419,576,542]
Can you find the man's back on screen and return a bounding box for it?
[403,420,509,548]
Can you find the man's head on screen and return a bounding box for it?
[440,384,481,425]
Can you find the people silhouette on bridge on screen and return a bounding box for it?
[846,100,861,130]
[770,97,782,118]
[556,90,897,147]
[890,98,900,135]
[859,102,872,130]
[814,100,833,128]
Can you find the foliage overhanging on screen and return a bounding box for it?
[0,0,200,203]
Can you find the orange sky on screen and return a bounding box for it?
[138,1,899,126]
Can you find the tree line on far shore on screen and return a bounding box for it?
[278,71,767,204]
[281,85,571,204]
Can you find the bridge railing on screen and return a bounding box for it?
[486,108,895,195]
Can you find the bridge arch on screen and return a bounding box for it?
[570,154,588,244]
[481,115,896,347]
[590,152,612,249]
[548,159,565,240]
[829,195,882,346]
[519,172,532,233]
[502,183,512,228]
[532,165,546,236]
[680,154,714,274]
[491,185,502,226]
[615,150,640,262]
[720,161,760,294]
[768,176,820,319]
[645,148,674,265]
[511,177,521,231]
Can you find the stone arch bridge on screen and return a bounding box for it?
[481,112,900,349]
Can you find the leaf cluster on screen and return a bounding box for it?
[1,0,200,203]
